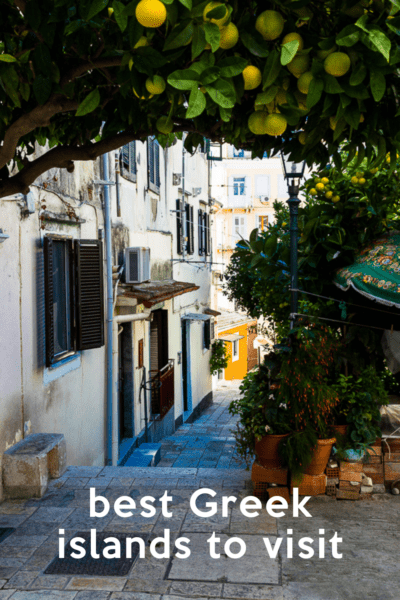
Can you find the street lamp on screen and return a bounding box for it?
[280,153,306,330]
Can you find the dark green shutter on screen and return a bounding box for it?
[75,240,104,350]
[148,138,154,186]
[205,213,211,256]
[204,320,211,349]
[198,209,204,255]
[44,237,55,367]
[155,141,160,188]
[190,205,194,255]
[130,141,136,175]
[176,199,183,255]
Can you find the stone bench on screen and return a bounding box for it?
[2,433,66,499]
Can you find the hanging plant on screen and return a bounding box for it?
[209,339,230,375]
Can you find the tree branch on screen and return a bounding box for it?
[60,56,123,88]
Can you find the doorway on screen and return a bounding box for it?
[181,319,192,416]
[118,323,134,444]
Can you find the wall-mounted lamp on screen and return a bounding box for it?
[0,229,10,243]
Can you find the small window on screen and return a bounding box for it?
[258,216,269,233]
[232,339,239,362]
[233,177,246,196]
[121,142,136,182]
[186,204,194,255]
[148,137,160,194]
[233,149,245,158]
[44,237,104,367]
[176,199,184,255]
[233,216,246,241]
[203,320,211,350]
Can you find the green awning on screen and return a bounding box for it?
[334,233,400,309]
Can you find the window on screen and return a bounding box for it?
[186,204,194,255]
[121,142,136,181]
[147,137,160,194]
[258,216,269,233]
[233,216,246,241]
[233,148,245,158]
[232,339,239,362]
[198,209,211,256]
[44,237,104,367]
[233,177,246,196]
[203,320,211,350]
[176,199,184,255]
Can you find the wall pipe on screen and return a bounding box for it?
[115,151,121,218]
[102,152,114,466]
[112,312,151,465]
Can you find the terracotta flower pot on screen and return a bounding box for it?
[305,437,336,476]
[255,434,288,468]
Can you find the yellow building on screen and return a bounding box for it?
[217,311,257,381]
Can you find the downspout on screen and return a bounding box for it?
[112,312,151,465]
[181,134,186,260]
[102,152,114,466]
[115,150,121,218]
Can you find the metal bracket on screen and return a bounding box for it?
[93,180,116,186]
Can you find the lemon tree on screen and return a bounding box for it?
[2,0,400,198]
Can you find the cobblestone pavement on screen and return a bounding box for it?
[157,381,247,470]
[0,383,400,599]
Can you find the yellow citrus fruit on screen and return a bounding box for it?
[324,52,351,77]
[370,167,378,174]
[287,54,310,78]
[317,45,337,60]
[330,116,338,130]
[200,86,207,93]
[145,75,166,95]
[297,71,313,94]
[316,183,325,191]
[256,10,285,40]
[282,32,304,52]
[133,88,154,99]
[310,188,317,196]
[219,22,239,49]
[266,101,277,113]
[134,36,149,49]
[108,7,114,16]
[299,131,307,145]
[203,2,229,28]
[332,195,340,203]
[136,0,167,28]
[248,111,268,135]
[275,89,287,105]
[356,171,364,178]
[243,65,262,90]
[264,113,287,136]
[351,176,359,184]
[359,178,366,185]
[156,116,173,134]
[325,191,333,199]
[321,177,329,184]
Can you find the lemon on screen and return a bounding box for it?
[243,65,262,90]
[299,131,307,145]
[136,0,167,28]
[359,178,366,185]
[325,191,333,199]
[219,22,239,49]
[332,195,340,203]
[310,188,317,196]
[133,88,154,99]
[145,75,166,95]
[351,176,359,184]
[324,52,351,77]
[108,7,114,16]
[203,2,229,28]
[264,113,287,136]
[370,167,379,174]
[321,177,329,184]
[275,89,287,105]
[248,111,268,135]
[256,10,285,41]
[317,45,337,60]
[282,32,304,52]
[156,116,173,134]
[316,182,325,191]
[297,71,313,94]
[287,54,310,78]
[356,171,364,178]
[134,36,149,49]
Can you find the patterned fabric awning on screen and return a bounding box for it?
[334,233,400,309]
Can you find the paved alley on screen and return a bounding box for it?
[0,383,399,600]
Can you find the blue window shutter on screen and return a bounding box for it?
[148,138,154,185]
[155,141,160,188]
[122,144,129,170]
[198,209,204,255]
[130,141,136,175]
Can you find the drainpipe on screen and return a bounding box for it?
[112,312,151,465]
[181,134,186,260]
[102,152,114,466]
[115,151,121,218]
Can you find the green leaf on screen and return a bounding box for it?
[344,104,360,129]
[241,32,269,57]
[306,78,324,110]
[205,79,236,108]
[76,88,101,116]
[164,21,194,51]
[64,20,85,35]
[281,40,299,66]
[255,87,278,106]
[349,62,367,86]
[370,71,386,102]
[33,44,52,74]
[87,0,108,20]
[204,4,226,20]
[218,57,248,78]
[219,106,231,121]
[178,0,192,8]
[19,82,30,102]
[186,86,206,118]
[167,68,200,90]
[201,67,220,85]
[323,74,344,94]
[204,22,220,52]
[33,75,51,105]
[128,17,144,47]
[367,26,391,61]
[112,0,128,31]
[0,54,17,62]
[25,1,42,29]
[191,25,206,60]
[263,49,280,89]
[336,25,360,47]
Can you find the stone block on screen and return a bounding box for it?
[251,462,288,486]
[384,461,400,482]
[339,480,360,491]
[359,464,384,484]
[2,434,66,499]
[340,461,363,473]
[336,489,360,501]
[339,470,362,483]
[383,452,400,463]
[361,485,374,494]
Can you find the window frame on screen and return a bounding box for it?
[258,215,269,233]
[203,319,211,350]
[147,137,161,194]
[232,339,239,362]
[121,141,137,183]
[233,177,246,196]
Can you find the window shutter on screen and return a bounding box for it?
[155,141,160,188]
[185,204,191,254]
[204,213,211,256]
[204,321,211,349]
[148,139,154,185]
[75,239,104,350]
[122,144,129,170]
[176,199,183,255]
[43,237,55,367]
[198,209,204,255]
[129,141,136,175]
[189,205,194,255]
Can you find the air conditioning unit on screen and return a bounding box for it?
[125,247,151,284]
[260,196,269,204]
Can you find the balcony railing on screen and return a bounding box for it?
[149,360,175,420]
